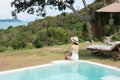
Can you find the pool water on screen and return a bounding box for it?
[0,61,120,80]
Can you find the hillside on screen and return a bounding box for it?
[0,1,120,52]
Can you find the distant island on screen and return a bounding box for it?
[0,18,27,29]
[0,18,22,22]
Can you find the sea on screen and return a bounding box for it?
[0,22,28,29]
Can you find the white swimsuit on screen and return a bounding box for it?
[71,50,79,61]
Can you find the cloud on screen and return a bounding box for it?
[0,0,14,19]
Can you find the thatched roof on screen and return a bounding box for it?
[97,0,120,12]
[96,3,120,12]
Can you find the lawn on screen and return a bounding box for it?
[0,42,120,71]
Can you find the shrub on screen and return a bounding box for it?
[0,45,6,52]
[46,27,69,45]
[34,27,69,48]
[25,43,35,49]
[112,33,120,41]
[6,46,13,51]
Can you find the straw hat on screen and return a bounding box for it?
[71,36,78,44]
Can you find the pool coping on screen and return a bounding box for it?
[0,60,120,74]
[52,60,120,71]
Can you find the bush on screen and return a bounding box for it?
[112,33,120,41]
[46,27,69,45]
[34,27,69,48]
[0,46,6,52]
[25,43,35,49]
[6,46,13,51]
[11,40,26,49]
[34,39,43,48]
[34,30,47,48]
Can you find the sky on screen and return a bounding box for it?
[0,0,94,22]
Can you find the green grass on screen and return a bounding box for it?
[0,42,120,71]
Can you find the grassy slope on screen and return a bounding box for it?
[0,42,120,71]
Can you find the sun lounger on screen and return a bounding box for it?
[86,41,120,60]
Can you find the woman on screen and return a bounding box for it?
[65,36,79,61]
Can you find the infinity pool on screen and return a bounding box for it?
[0,60,120,80]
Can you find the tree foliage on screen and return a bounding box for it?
[11,0,120,39]
[0,0,119,52]
[0,12,85,52]
[11,0,74,17]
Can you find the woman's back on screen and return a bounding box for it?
[71,44,79,60]
[71,45,79,54]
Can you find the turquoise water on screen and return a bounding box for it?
[0,22,27,29]
[0,62,120,80]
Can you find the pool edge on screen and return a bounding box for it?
[0,60,120,74]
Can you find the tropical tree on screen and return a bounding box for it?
[11,0,119,39]
[11,0,94,37]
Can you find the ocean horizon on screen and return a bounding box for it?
[0,22,28,29]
